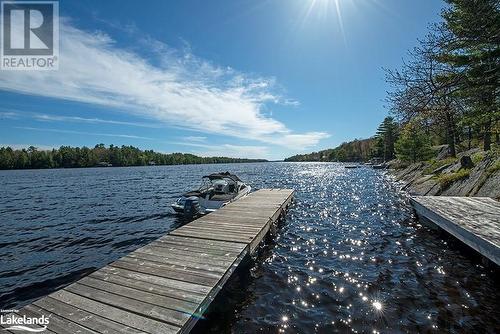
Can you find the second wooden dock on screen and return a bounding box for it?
[2,189,294,334]
[411,196,500,265]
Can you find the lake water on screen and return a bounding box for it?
[0,163,498,333]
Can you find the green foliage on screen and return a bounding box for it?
[284,138,376,162]
[395,124,434,163]
[374,117,399,161]
[439,0,500,150]
[0,145,266,170]
[437,169,471,189]
[471,151,485,165]
[285,117,398,163]
[423,157,458,174]
[384,0,499,154]
[487,160,500,174]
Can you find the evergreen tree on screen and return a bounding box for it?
[375,117,399,161]
[395,122,434,163]
[439,0,500,150]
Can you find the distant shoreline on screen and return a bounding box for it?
[0,160,271,171]
[0,144,267,170]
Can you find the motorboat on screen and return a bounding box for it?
[171,172,251,216]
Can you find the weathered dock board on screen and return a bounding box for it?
[411,196,500,265]
[10,189,294,334]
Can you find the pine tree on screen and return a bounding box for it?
[375,117,399,161]
[439,0,500,150]
[395,123,434,163]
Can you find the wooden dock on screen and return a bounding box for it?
[411,196,500,265]
[3,189,294,334]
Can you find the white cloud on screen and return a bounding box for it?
[0,111,19,119]
[0,109,164,128]
[196,144,269,159]
[171,141,269,159]
[0,19,328,149]
[15,126,153,140]
[183,136,207,142]
[32,113,162,128]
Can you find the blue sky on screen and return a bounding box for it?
[0,0,444,159]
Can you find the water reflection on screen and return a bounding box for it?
[372,300,382,311]
[225,163,499,333]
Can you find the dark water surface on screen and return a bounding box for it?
[0,163,498,333]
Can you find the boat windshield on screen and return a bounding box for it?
[198,177,237,193]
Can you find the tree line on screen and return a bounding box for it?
[284,138,376,162]
[0,144,267,170]
[286,0,499,163]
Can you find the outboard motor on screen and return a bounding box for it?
[183,196,200,217]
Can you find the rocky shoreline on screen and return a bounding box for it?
[389,147,500,200]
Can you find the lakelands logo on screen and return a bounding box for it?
[0,1,59,70]
[0,311,50,332]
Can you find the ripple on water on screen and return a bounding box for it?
[0,163,498,333]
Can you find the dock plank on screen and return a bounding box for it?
[133,246,235,269]
[17,189,294,334]
[64,283,191,327]
[90,269,204,304]
[21,305,97,334]
[110,259,220,287]
[151,240,243,257]
[97,266,210,296]
[50,290,180,334]
[77,276,199,313]
[158,235,247,251]
[174,225,260,237]
[33,296,145,334]
[126,251,228,274]
[169,229,254,243]
[195,216,269,226]
[118,256,224,279]
[197,213,270,222]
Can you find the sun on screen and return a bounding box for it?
[304,0,346,38]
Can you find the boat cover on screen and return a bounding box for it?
[203,171,242,182]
